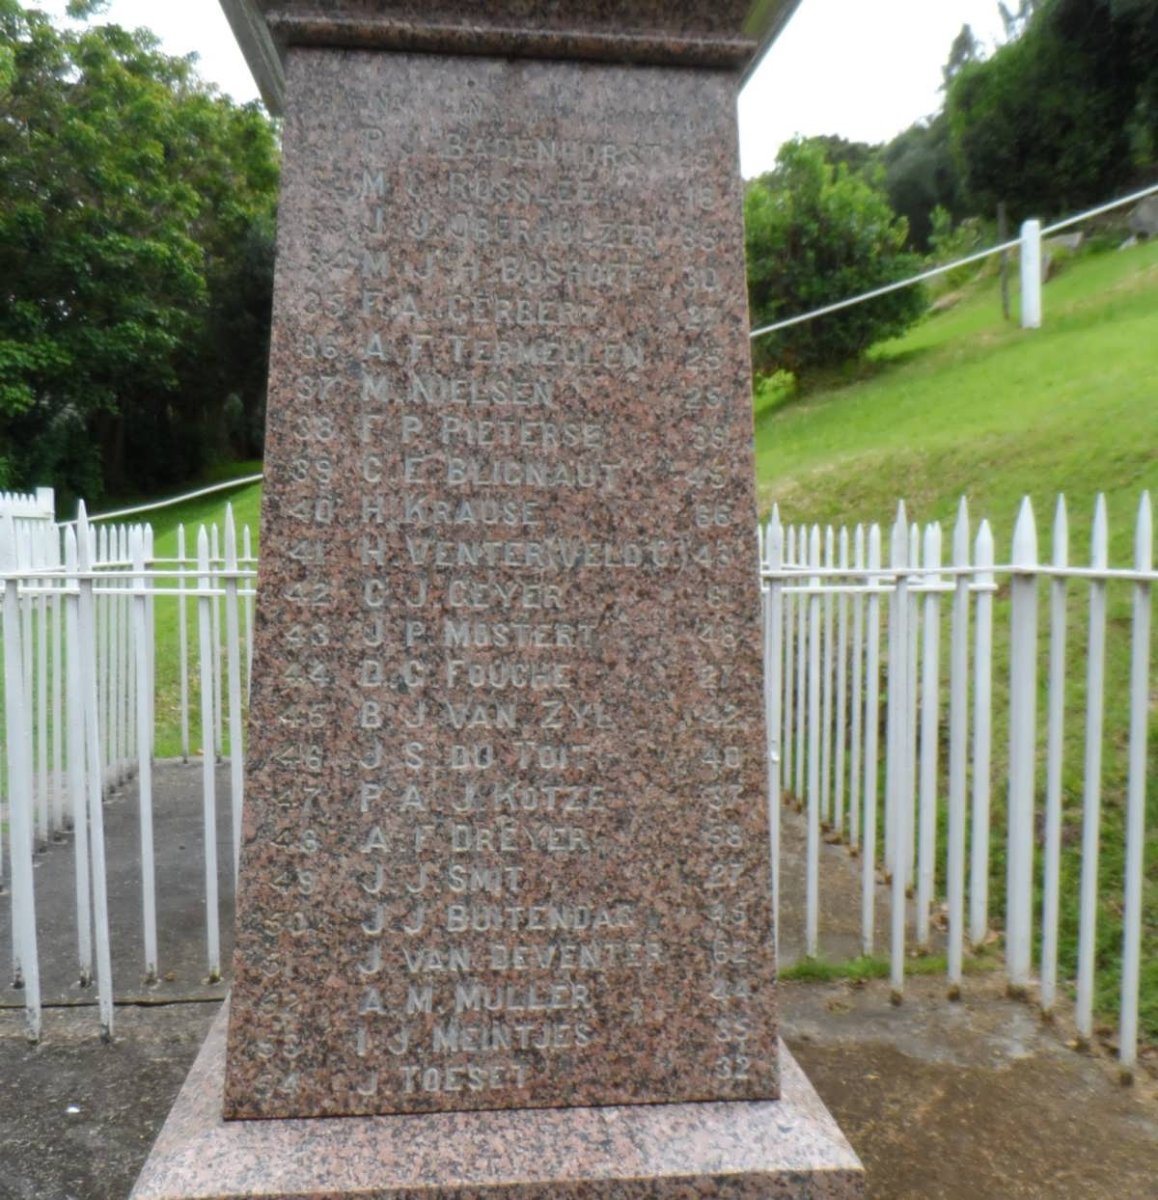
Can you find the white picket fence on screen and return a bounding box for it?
[761,492,1154,1077]
[0,499,255,1041]
[1,489,1153,1080]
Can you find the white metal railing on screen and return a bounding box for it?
[760,492,1154,1079]
[3,490,1153,1082]
[0,504,255,1041]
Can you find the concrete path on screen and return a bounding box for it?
[0,766,1154,1199]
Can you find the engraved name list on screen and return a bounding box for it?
[224,53,778,1121]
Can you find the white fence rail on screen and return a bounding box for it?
[1,490,1153,1081]
[761,492,1154,1078]
[0,503,255,1041]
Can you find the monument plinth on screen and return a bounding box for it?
[133,1,864,1194]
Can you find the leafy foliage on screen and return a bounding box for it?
[0,1,279,505]
[744,139,926,375]
[946,0,1157,220]
[879,114,964,252]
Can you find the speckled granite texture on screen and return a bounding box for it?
[223,49,782,1122]
[132,1007,864,1199]
[252,1,800,71]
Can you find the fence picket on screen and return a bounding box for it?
[947,500,970,997]
[821,526,835,829]
[77,507,114,1039]
[243,524,255,703]
[131,526,158,983]
[764,509,784,958]
[795,527,807,803]
[970,521,995,948]
[917,523,942,952]
[197,527,222,982]
[1006,499,1039,995]
[781,525,795,802]
[177,524,191,762]
[806,525,822,958]
[907,521,921,890]
[224,507,245,884]
[1077,496,1110,1042]
[1041,497,1069,1015]
[861,524,883,956]
[50,530,65,837]
[890,512,911,1002]
[36,563,49,847]
[834,529,849,840]
[210,523,224,762]
[2,514,41,1040]
[1119,492,1152,1078]
[849,524,865,853]
[63,529,93,987]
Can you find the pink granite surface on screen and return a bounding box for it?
[253,1,800,71]
[223,50,781,1121]
[133,1007,864,1199]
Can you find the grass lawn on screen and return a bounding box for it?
[754,240,1158,1040]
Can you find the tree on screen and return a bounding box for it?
[0,1,279,504]
[744,139,926,376]
[947,0,1153,220]
[942,23,983,90]
[881,114,964,251]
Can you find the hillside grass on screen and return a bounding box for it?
[754,240,1158,1040]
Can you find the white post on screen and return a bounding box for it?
[806,525,822,958]
[1119,492,1151,1080]
[132,526,158,983]
[2,515,41,1041]
[861,525,882,955]
[198,526,222,982]
[1076,496,1109,1044]
[916,522,942,953]
[1020,218,1043,329]
[1006,498,1039,996]
[970,521,995,948]
[1041,497,1069,1015]
[947,500,970,998]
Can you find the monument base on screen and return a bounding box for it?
[132,1008,863,1199]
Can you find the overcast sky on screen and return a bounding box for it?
[38,0,1009,177]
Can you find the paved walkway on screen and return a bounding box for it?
[1,766,1155,1199]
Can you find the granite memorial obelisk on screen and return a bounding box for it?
[132,3,864,1195]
